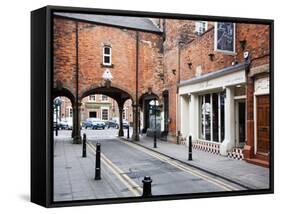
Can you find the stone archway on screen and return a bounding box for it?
[139,92,160,135]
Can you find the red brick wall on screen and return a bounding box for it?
[163,19,199,136]
[180,23,270,81]
[53,17,164,103]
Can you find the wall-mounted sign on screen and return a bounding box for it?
[215,22,235,53]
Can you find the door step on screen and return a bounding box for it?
[244,158,269,168]
[227,148,244,160]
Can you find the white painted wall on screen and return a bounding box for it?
[220,87,235,155]
[189,94,199,141]
[180,95,190,138]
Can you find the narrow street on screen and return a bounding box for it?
[54,129,246,201]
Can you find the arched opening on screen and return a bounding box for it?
[53,96,73,138]
[52,88,75,139]
[139,92,162,137]
[79,86,135,140]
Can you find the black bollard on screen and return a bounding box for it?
[95,143,101,180]
[127,126,130,139]
[188,135,192,161]
[55,123,58,136]
[142,176,152,197]
[82,133,87,158]
[153,130,157,148]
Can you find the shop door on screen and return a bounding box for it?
[235,101,246,148]
[256,95,270,155]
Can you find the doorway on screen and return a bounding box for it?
[256,95,270,155]
[235,100,246,148]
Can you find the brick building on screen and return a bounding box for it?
[53,13,270,166]
[58,95,133,123]
[173,21,270,166]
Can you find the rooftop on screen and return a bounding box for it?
[54,12,162,33]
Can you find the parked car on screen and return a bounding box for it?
[83,118,106,129]
[57,120,69,130]
[107,117,129,129]
[107,119,119,128]
[65,117,73,130]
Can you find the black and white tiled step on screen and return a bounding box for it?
[227,148,244,160]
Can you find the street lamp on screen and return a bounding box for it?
[54,97,62,136]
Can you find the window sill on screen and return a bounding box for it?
[101,63,114,68]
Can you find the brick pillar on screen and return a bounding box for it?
[73,102,81,144]
[132,104,140,141]
[243,76,255,159]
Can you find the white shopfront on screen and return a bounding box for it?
[178,64,246,155]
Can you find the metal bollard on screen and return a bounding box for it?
[188,135,192,161]
[55,123,58,136]
[82,133,87,158]
[153,130,157,148]
[95,143,101,180]
[142,176,152,197]
[127,126,130,139]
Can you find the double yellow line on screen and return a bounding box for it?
[87,143,142,197]
[118,139,240,192]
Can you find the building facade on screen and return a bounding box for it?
[53,13,271,166]
[172,21,270,166]
[59,95,133,123]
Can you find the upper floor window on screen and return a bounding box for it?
[195,21,208,35]
[103,45,112,66]
[101,95,108,101]
[89,95,96,101]
[214,22,235,53]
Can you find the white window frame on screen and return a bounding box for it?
[214,22,236,54]
[67,106,73,118]
[195,21,208,35]
[101,95,108,102]
[103,45,112,66]
[199,92,224,143]
[88,95,96,101]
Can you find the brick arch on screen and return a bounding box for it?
[53,87,75,105]
[139,91,159,105]
[80,84,135,105]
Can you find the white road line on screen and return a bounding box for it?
[87,143,142,197]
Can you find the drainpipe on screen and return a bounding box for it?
[176,41,184,143]
[133,31,140,141]
[74,21,81,144]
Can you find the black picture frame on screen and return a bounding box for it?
[31,5,274,208]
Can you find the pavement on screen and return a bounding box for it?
[53,131,136,201]
[128,135,270,190]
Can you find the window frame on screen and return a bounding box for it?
[214,22,236,54]
[101,108,109,121]
[103,45,112,66]
[195,21,208,35]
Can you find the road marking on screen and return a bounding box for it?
[86,143,142,197]
[118,139,240,191]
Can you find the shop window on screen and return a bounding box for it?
[214,22,235,53]
[200,92,225,142]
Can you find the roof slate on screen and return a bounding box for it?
[54,12,162,33]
